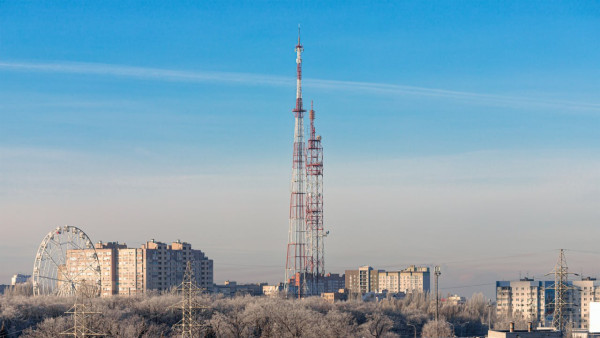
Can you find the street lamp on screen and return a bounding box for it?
[448,322,455,337]
[407,323,417,338]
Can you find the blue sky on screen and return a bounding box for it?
[1,1,599,297]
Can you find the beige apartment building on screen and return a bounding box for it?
[345,265,430,295]
[67,239,213,297]
[378,265,430,294]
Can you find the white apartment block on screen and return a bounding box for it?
[571,279,600,329]
[378,265,430,294]
[496,277,600,329]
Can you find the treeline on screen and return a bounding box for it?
[0,291,500,337]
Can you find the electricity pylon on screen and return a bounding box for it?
[172,260,207,338]
[548,249,577,333]
[61,289,104,337]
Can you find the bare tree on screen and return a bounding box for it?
[421,319,453,338]
[360,312,394,338]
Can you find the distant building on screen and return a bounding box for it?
[345,266,380,294]
[571,278,600,329]
[67,239,213,297]
[378,266,430,294]
[488,322,560,338]
[262,284,283,297]
[496,278,554,327]
[321,290,348,303]
[323,273,345,293]
[496,277,600,329]
[213,281,267,297]
[446,294,467,305]
[346,265,430,295]
[11,274,31,285]
[399,265,430,293]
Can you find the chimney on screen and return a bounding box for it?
[509,322,515,333]
[528,322,533,332]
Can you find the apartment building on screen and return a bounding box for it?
[496,277,600,329]
[345,266,380,294]
[323,273,345,293]
[571,278,600,329]
[67,239,213,297]
[378,265,430,294]
[496,278,554,327]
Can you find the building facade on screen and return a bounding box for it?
[496,277,600,329]
[67,240,213,297]
[323,273,345,293]
[11,274,31,285]
[496,278,554,327]
[378,266,430,294]
[345,266,380,294]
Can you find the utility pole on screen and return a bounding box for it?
[172,261,206,338]
[407,323,417,338]
[488,301,492,330]
[435,266,441,322]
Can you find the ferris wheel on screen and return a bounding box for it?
[32,225,101,297]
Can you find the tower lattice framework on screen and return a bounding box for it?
[306,101,325,295]
[285,28,309,298]
[61,291,104,337]
[551,249,570,333]
[172,260,206,338]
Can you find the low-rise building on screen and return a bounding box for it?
[321,290,348,303]
[488,325,560,338]
[263,284,283,297]
[11,274,31,285]
[214,281,267,297]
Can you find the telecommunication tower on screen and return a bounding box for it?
[306,101,325,295]
[285,27,309,298]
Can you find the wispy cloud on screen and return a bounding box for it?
[1,60,600,112]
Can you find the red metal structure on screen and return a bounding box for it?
[306,101,325,295]
[285,28,308,297]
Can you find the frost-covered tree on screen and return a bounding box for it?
[421,319,453,337]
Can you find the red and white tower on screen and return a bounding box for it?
[285,28,308,297]
[306,101,325,295]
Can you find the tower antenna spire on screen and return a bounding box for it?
[286,29,307,298]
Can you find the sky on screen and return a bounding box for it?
[0,1,599,298]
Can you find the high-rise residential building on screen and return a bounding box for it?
[378,266,430,294]
[496,278,554,327]
[67,240,213,297]
[323,273,345,293]
[571,278,600,329]
[496,277,600,329]
[345,266,380,294]
[346,265,430,295]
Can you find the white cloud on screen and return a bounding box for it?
[1,60,599,112]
